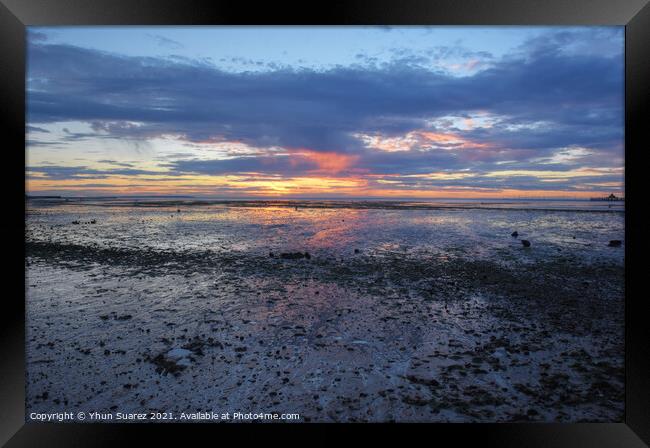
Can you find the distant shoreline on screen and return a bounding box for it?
[25,195,622,201]
[25,196,625,213]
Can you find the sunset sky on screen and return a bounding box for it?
[26,26,624,198]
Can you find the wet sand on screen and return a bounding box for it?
[25,201,624,422]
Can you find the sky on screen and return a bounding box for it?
[26,26,624,199]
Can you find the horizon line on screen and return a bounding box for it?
[25,194,625,201]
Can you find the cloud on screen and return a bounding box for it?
[26,165,164,180]
[27,30,48,42]
[147,34,184,50]
[26,28,624,194]
[96,160,137,167]
[26,125,50,133]
[167,149,359,177]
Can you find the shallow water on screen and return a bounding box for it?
[26,199,624,265]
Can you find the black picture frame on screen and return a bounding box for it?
[1,0,648,445]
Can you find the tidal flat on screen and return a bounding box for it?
[25,199,625,422]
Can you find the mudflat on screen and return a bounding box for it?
[25,200,624,422]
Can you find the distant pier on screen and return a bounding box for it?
[590,193,624,202]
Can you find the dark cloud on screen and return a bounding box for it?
[27,165,163,180]
[26,140,62,147]
[96,160,136,167]
[147,34,184,50]
[168,155,319,176]
[27,30,48,42]
[26,125,50,133]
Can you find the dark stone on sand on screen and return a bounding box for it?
[354,249,360,254]
[521,240,531,247]
[177,209,181,213]
[269,252,274,258]
[608,240,622,247]
[72,220,80,225]
[511,231,518,237]
[148,352,186,376]
[402,395,430,406]
[405,374,440,387]
[280,252,306,260]
[90,219,96,224]
[305,252,311,259]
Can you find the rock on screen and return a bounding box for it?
[354,249,360,254]
[511,231,518,237]
[304,252,311,259]
[269,252,274,258]
[175,358,192,367]
[72,220,80,225]
[280,252,306,259]
[149,348,193,375]
[177,209,181,213]
[166,348,192,360]
[404,374,440,387]
[90,219,96,224]
[402,395,430,406]
[608,240,622,247]
[521,240,531,247]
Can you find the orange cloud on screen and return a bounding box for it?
[357,130,490,152]
[418,131,489,149]
[288,149,359,174]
